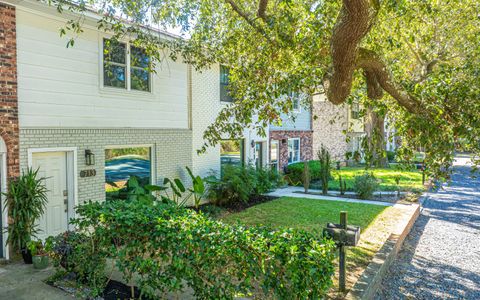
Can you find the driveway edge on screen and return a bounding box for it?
[345,203,420,300]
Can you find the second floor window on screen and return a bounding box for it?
[351,101,360,119]
[220,65,233,102]
[103,39,151,92]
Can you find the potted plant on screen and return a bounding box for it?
[2,168,48,264]
[27,239,51,269]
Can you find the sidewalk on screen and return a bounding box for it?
[267,186,395,206]
[0,262,71,300]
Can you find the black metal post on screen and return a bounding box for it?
[339,211,347,292]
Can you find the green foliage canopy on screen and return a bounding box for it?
[47,0,480,177]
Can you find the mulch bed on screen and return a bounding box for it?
[223,194,279,211]
[102,280,154,300]
[193,194,279,214]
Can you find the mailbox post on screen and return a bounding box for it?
[339,212,347,292]
[323,211,361,293]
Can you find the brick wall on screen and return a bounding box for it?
[20,128,192,204]
[0,3,19,179]
[312,100,350,161]
[270,130,313,172]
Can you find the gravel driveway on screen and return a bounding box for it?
[376,157,480,299]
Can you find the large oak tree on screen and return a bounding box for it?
[50,0,480,177]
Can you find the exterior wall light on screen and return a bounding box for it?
[85,149,95,166]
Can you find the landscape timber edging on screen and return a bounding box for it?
[345,203,421,300]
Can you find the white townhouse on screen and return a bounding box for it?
[0,0,267,259]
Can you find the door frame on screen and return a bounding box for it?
[0,150,7,259]
[254,142,263,169]
[270,140,280,171]
[27,147,78,231]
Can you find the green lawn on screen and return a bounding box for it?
[314,166,424,192]
[222,197,386,236]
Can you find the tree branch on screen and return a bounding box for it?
[325,0,377,104]
[324,0,425,115]
[224,0,276,45]
[257,0,268,21]
[364,70,383,100]
[357,48,421,114]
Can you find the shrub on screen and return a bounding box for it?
[207,165,256,206]
[302,161,311,193]
[48,231,107,296]
[207,165,280,206]
[3,168,48,251]
[354,173,379,199]
[63,200,336,299]
[386,150,396,162]
[285,160,320,184]
[318,146,332,195]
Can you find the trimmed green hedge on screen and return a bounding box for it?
[285,161,321,184]
[57,200,336,299]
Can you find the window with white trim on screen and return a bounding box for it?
[289,91,301,111]
[288,138,300,163]
[220,65,233,102]
[103,39,151,92]
[351,101,360,119]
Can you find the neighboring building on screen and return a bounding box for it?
[269,94,313,172]
[312,93,365,161]
[0,0,267,258]
[385,117,399,152]
[191,65,269,178]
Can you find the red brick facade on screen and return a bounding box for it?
[0,3,20,179]
[269,130,313,172]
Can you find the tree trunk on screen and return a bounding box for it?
[365,107,387,167]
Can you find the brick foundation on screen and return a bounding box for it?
[270,130,313,172]
[0,3,19,179]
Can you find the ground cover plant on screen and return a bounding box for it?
[287,163,424,192]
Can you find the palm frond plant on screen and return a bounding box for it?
[3,168,48,262]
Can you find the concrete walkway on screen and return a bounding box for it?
[0,262,71,300]
[267,186,394,206]
[376,157,480,299]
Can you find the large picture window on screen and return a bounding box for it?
[220,139,244,168]
[103,39,151,92]
[105,146,151,199]
[288,138,300,163]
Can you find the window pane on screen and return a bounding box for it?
[131,68,150,91]
[105,147,151,200]
[220,66,230,84]
[131,46,150,68]
[103,39,126,64]
[104,64,126,88]
[220,140,243,168]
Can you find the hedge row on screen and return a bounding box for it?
[285,161,323,184]
[56,200,336,299]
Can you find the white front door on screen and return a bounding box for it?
[32,152,68,241]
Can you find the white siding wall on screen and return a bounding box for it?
[16,9,189,129]
[191,66,269,177]
[191,67,221,178]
